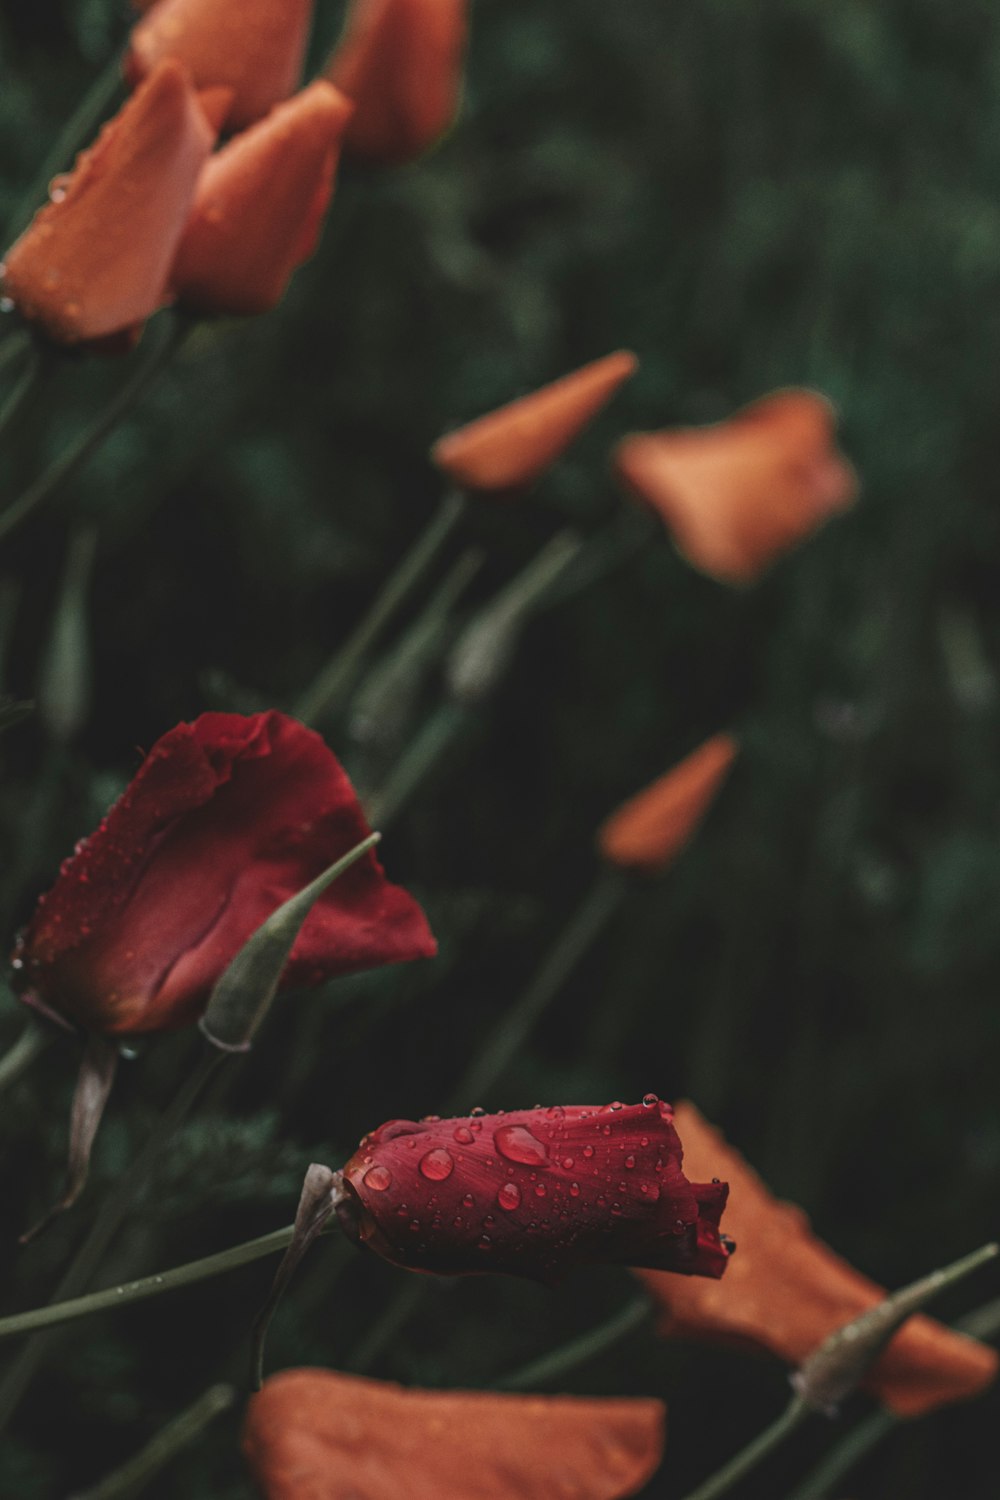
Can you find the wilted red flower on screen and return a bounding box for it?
[170,82,353,317]
[245,1369,665,1500]
[324,0,467,167]
[126,0,314,130]
[599,733,738,875]
[614,389,857,585]
[432,351,638,496]
[636,1102,998,1418]
[337,1096,731,1283]
[13,711,435,1037]
[0,61,212,347]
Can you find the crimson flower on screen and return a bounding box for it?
[0,61,212,347]
[245,1369,665,1500]
[337,1097,731,1283]
[13,711,435,1037]
[170,82,354,317]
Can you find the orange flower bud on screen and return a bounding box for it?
[244,1369,665,1500]
[170,82,353,318]
[1,61,212,347]
[324,0,467,166]
[598,734,738,876]
[433,351,638,496]
[636,1102,998,1418]
[614,389,857,585]
[126,0,315,130]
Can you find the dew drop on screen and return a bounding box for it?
[569,1182,580,1197]
[494,1124,548,1166]
[582,1145,594,1158]
[419,1148,454,1181]
[477,1234,492,1251]
[624,1156,636,1169]
[534,1182,547,1198]
[469,1105,485,1116]
[409,1219,421,1232]
[497,1183,521,1212]
[642,1093,659,1108]
[609,1101,624,1111]
[561,1157,574,1170]
[462,1194,475,1210]
[363,1165,392,1192]
[453,1126,474,1145]
[601,1125,612,1137]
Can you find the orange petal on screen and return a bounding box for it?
[170,82,353,317]
[637,1103,998,1418]
[433,351,638,496]
[244,1369,665,1500]
[126,0,314,130]
[324,0,467,167]
[1,61,212,346]
[598,734,738,875]
[197,85,236,133]
[614,388,857,585]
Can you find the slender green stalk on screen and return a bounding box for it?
[0,312,191,546]
[0,347,50,447]
[69,1383,236,1500]
[678,1396,811,1500]
[0,1041,224,1430]
[0,329,31,383]
[496,1296,650,1392]
[295,490,466,726]
[365,701,469,829]
[347,1277,426,1374]
[784,1409,894,1500]
[4,56,123,245]
[452,869,625,1107]
[0,1225,295,1346]
[0,1023,50,1093]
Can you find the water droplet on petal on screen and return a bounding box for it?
[498,1182,522,1211]
[609,1101,624,1111]
[419,1148,454,1181]
[454,1126,474,1144]
[494,1124,548,1166]
[462,1194,475,1210]
[642,1093,659,1108]
[624,1156,636,1169]
[469,1105,485,1116]
[534,1182,547,1198]
[363,1165,392,1192]
[583,1145,595,1158]
[569,1182,580,1197]
[561,1157,574,1170]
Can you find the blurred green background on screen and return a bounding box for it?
[1,0,1000,1495]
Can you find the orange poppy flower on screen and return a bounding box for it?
[598,734,738,876]
[614,389,857,585]
[324,0,467,167]
[244,1369,665,1499]
[169,82,353,317]
[0,61,212,347]
[636,1102,998,1418]
[126,0,314,130]
[433,351,639,496]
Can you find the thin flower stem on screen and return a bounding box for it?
[495,1296,651,1392]
[365,701,469,829]
[347,1277,426,1374]
[0,329,31,382]
[68,1383,236,1500]
[0,1041,225,1430]
[4,55,123,245]
[0,312,191,546]
[295,490,467,726]
[0,346,51,447]
[678,1396,812,1500]
[0,1022,50,1093]
[0,1225,295,1346]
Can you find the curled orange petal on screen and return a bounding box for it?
[244,1369,665,1500]
[1,61,212,347]
[598,734,738,876]
[170,82,353,318]
[433,350,638,496]
[324,0,467,167]
[615,388,857,585]
[637,1102,998,1418]
[126,0,314,130]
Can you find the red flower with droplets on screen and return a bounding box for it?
[337,1097,731,1283]
[12,711,436,1037]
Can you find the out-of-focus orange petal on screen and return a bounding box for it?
[170,82,353,318]
[126,0,314,130]
[196,85,236,133]
[614,388,857,585]
[433,351,638,496]
[637,1102,998,1418]
[598,733,738,876]
[244,1369,665,1500]
[324,0,467,167]
[1,61,212,347]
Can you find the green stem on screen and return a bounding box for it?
[0,347,52,447]
[451,869,625,1107]
[0,1041,224,1430]
[784,1409,894,1500]
[347,1277,426,1374]
[365,701,469,829]
[5,56,124,245]
[295,490,466,726]
[0,329,31,383]
[69,1383,236,1500]
[0,1023,50,1093]
[678,1396,812,1500]
[0,312,191,546]
[495,1296,650,1392]
[0,1225,294,1346]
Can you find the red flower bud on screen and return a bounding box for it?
[598,733,738,876]
[126,0,315,131]
[13,711,435,1037]
[0,61,212,347]
[170,82,354,317]
[614,388,857,585]
[338,1097,731,1283]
